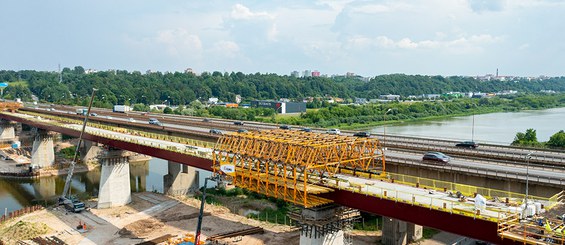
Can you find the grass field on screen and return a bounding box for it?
[8,80,28,87]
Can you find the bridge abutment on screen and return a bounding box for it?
[163,161,199,196]
[98,150,131,208]
[30,129,55,168]
[381,217,422,245]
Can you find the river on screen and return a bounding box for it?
[1,107,563,214]
[370,107,565,145]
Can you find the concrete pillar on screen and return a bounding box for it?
[81,140,103,164]
[30,130,55,168]
[296,205,350,245]
[163,161,199,196]
[0,120,16,140]
[98,150,131,208]
[130,161,149,192]
[382,217,422,245]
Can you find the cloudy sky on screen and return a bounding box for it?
[1,0,564,77]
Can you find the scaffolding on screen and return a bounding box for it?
[287,205,360,241]
[0,102,22,112]
[212,129,385,207]
[497,191,565,244]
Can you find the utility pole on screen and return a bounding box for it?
[523,152,533,219]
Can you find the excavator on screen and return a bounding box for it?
[58,88,97,213]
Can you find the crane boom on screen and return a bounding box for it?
[60,88,97,201]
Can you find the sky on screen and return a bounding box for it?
[1,0,564,77]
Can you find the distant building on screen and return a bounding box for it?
[425,94,441,100]
[251,100,306,114]
[149,104,167,110]
[312,70,321,77]
[379,94,401,101]
[208,97,219,104]
[355,98,368,104]
[291,71,300,77]
[303,70,312,77]
[185,68,195,74]
[346,72,355,77]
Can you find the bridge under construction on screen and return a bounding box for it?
[1,106,564,244]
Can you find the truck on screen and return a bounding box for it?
[113,105,131,113]
[76,108,87,115]
[59,196,86,213]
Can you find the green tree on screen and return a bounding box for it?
[547,130,565,148]
[163,107,173,114]
[512,128,540,147]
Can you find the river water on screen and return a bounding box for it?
[370,107,565,145]
[1,107,563,214]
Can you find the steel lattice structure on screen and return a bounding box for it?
[213,129,385,207]
[0,102,22,112]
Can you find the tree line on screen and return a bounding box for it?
[2,68,565,107]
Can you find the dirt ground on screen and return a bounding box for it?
[0,192,380,245]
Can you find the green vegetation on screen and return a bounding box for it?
[2,69,565,130]
[57,146,76,160]
[422,227,440,239]
[512,129,565,149]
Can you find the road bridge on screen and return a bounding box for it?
[1,109,563,244]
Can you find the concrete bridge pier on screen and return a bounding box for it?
[80,140,104,164]
[163,161,199,196]
[381,217,422,245]
[97,149,131,208]
[0,120,16,140]
[290,205,359,245]
[30,129,55,168]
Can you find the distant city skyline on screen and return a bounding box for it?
[1,0,565,77]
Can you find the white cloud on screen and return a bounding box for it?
[155,28,202,56]
[212,40,240,58]
[230,4,273,20]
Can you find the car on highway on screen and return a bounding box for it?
[300,128,312,132]
[326,128,341,135]
[202,118,210,122]
[106,116,113,119]
[210,129,223,135]
[279,125,291,130]
[128,118,136,122]
[422,152,450,164]
[148,118,160,125]
[237,129,248,133]
[353,131,371,137]
[455,141,479,149]
[234,121,244,125]
[89,113,98,117]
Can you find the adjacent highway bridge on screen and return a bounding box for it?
[1,104,564,245]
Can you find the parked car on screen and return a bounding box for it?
[455,141,479,149]
[353,131,371,137]
[148,118,160,125]
[209,129,223,135]
[422,152,450,164]
[300,128,312,132]
[234,121,244,125]
[326,128,341,135]
[237,129,248,133]
[279,125,291,130]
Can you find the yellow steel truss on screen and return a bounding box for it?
[213,129,385,207]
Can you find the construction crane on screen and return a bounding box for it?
[58,88,97,212]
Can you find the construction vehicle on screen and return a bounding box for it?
[59,89,97,212]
